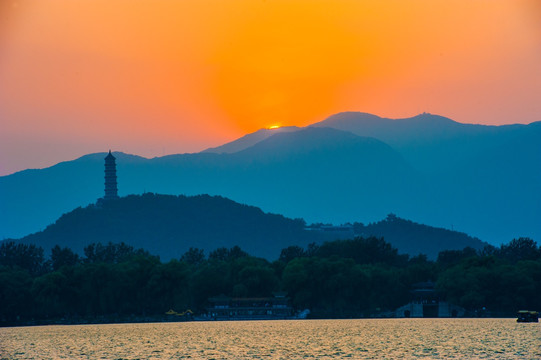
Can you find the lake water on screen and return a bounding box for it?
[1,319,540,359]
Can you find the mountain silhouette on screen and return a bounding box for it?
[1,113,539,245]
[203,126,300,154]
[312,112,540,173]
[311,112,541,243]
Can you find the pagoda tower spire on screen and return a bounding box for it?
[104,150,119,200]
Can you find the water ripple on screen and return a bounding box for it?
[1,319,540,359]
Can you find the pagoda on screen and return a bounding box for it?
[103,150,119,200]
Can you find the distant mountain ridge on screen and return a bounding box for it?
[312,112,479,146]
[312,112,541,173]
[203,126,300,154]
[203,112,537,155]
[14,193,486,260]
[1,112,539,245]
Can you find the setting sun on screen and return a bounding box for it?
[0,0,540,175]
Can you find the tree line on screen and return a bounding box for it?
[1,237,540,325]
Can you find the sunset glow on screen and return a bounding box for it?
[0,0,540,175]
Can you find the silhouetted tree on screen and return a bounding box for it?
[306,242,320,257]
[180,247,206,266]
[83,242,150,264]
[0,242,45,276]
[2,236,540,324]
[51,245,79,271]
[498,237,540,263]
[437,247,477,269]
[316,236,408,266]
[279,245,306,263]
[0,266,34,322]
[228,246,249,260]
[209,246,248,262]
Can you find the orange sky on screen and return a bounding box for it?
[1,0,540,175]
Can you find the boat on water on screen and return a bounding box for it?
[516,310,538,323]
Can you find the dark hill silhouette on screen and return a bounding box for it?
[13,193,486,260]
[356,214,486,259]
[18,193,315,260]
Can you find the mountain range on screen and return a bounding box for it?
[1,112,539,245]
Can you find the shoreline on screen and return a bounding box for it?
[1,314,520,329]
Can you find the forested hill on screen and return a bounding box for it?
[17,193,317,260]
[10,193,489,261]
[355,214,486,259]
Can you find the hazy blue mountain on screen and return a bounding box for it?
[311,112,541,174]
[203,126,300,154]
[312,112,477,148]
[132,127,422,233]
[311,112,541,244]
[0,127,419,241]
[13,193,486,260]
[0,153,150,239]
[1,114,539,246]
